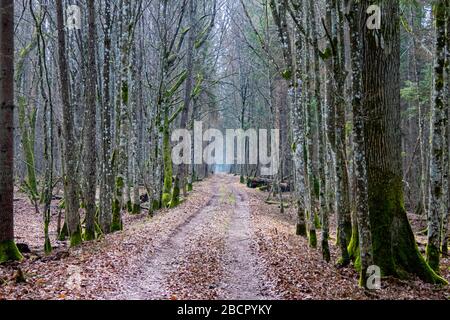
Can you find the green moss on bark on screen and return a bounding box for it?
[426,243,440,273]
[309,229,317,248]
[0,241,23,264]
[84,228,95,241]
[369,173,447,284]
[132,203,141,215]
[43,210,52,254]
[169,177,180,208]
[58,222,68,241]
[187,183,193,192]
[44,237,52,255]
[127,200,133,213]
[111,175,124,232]
[152,199,161,211]
[296,223,307,237]
[70,226,83,247]
[282,69,292,80]
[162,193,171,208]
[111,199,123,232]
[348,225,359,263]
[314,212,321,229]
[322,238,331,263]
[163,115,173,196]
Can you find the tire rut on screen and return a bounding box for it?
[110,175,278,300]
[217,183,278,300]
[111,183,220,300]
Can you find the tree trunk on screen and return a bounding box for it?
[130,42,141,215]
[331,0,351,265]
[0,0,22,263]
[361,0,445,284]
[310,0,329,260]
[56,0,82,247]
[112,0,131,231]
[349,0,373,287]
[427,0,447,272]
[100,0,113,234]
[83,0,98,241]
[410,6,427,216]
[303,0,317,248]
[444,1,450,256]
[291,28,308,237]
[177,0,196,200]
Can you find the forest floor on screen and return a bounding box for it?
[0,174,449,300]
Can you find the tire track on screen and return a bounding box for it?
[110,182,220,299]
[217,181,278,300]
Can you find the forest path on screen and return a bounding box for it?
[4,174,448,300]
[109,174,276,300]
[217,183,272,299]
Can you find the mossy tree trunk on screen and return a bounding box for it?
[112,0,132,232]
[361,0,446,284]
[169,176,181,208]
[15,34,39,213]
[303,0,317,248]
[428,0,448,272]
[130,41,142,215]
[161,67,190,207]
[162,111,173,207]
[100,0,113,234]
[270,0,310,237]
[409,5,428,217]
[56,0,82,247]
[30,3,55,254]
[330,0,351,265]
[83,0,98,241]
[0,0,22,263]
[323,3,338,247]
[17,97,38,211]
[444,0,450,257]
[308,0,330,261]
[155,0,191,208]
[349,0,374,287]
[177,0,197,200]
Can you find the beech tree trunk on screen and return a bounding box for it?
[177,0,196,199]
[310,0,329,260]
[112,0,131,231]
[427,0,447,272]
[83,0,98,241]
[100,0,113,234]
[56,0,82,247]
[349,0,373,287]
[444,1,450,256]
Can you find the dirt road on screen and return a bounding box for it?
[109,174,278,300]
[4,174,448,300]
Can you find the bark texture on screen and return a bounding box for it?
[361,0,446,284]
